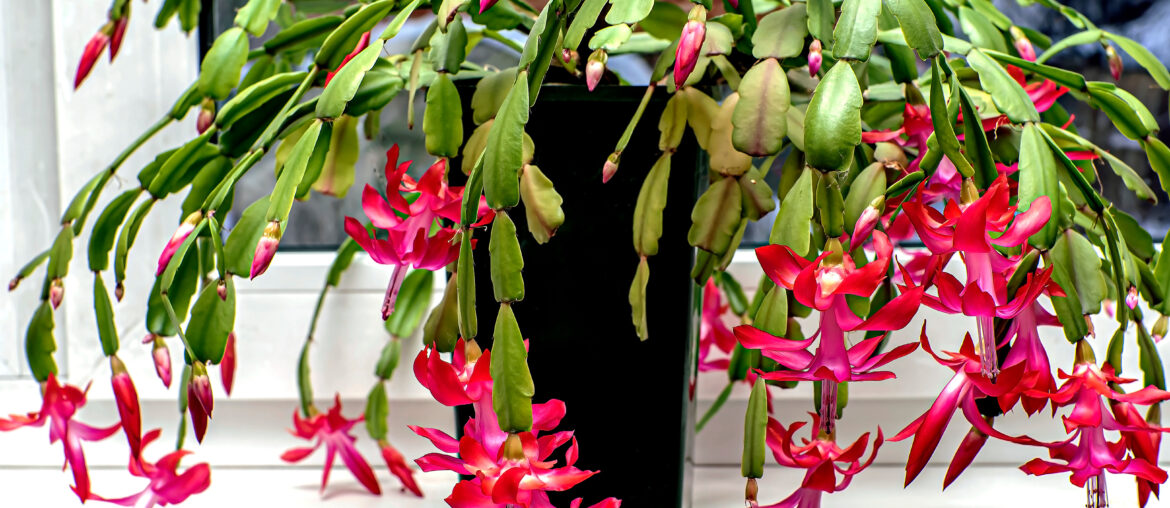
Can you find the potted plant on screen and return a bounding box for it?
[7,0,1170,507]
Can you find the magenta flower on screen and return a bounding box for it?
[413,338,493,406]
[1112,400,1164,506]
[346,145,493,319]
[904,175,1051,377]
[759,414,882,508]
[110,356,142,458]
[281,395,382,495]
[735,232,922,434]
[479,0,499,13]
[87,429,211,507]
[698,279,736,372]
[674,17,706,86]
[0,374,121,501]
[413,403,598,507]
[997,300,1062,414]
[892,328,1041,486]
[1021,360,1170,508]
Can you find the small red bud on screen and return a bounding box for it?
[75,25,112,89]
[220,332,237,396]
[8,276,20,292]
[158,211,202,275]
[216,279,227,300]
[149,336,172,388]
[115,282,125,301]
[109,17,129,62]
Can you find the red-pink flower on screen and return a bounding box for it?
[674,16,706,86]
[281,395,382,495]
[759,414,882,508]
[0,374,121,501]
[414,338,493,406]
[735,232,922,434]
[413,403,598,508]
[698,279,736,372]
[87,429,211,507]
[892,328,1041,486]
[346,145,492,319]
[904,175,1052,376]
[1112,400,1163,506]
[1021,360,1170,507]
[379,441,423,497]
[110,356,142,458]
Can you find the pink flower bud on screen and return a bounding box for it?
[586,50,608,91]
[220,332,237,396]
[110,355,142,457]
[188,362,214,442]
[674,7,707,87]
[1010,26,1036,62]
[148,335,172,388]
[9,275,21,292]
[196,99,215,134]
[49,278,64,309]
[808,39,823,77]
[602,152,621,183]
[479,0,499,14]
[1126,285,1139,310]
[216,279,227,300]
[562,49,575,64]
[849,197,884,252]
[158,211,202,275]
[1103,299,1115,319]
[1107,43,1123,81]
[115,282,125,301]
[109,17,128,62]
[250,221,281,279]
[75,26,111,89]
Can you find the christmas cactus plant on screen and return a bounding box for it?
[8,0,1170,506]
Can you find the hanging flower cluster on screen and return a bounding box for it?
[411,339,620,508]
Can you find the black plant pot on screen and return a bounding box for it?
[452,84,702,507]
